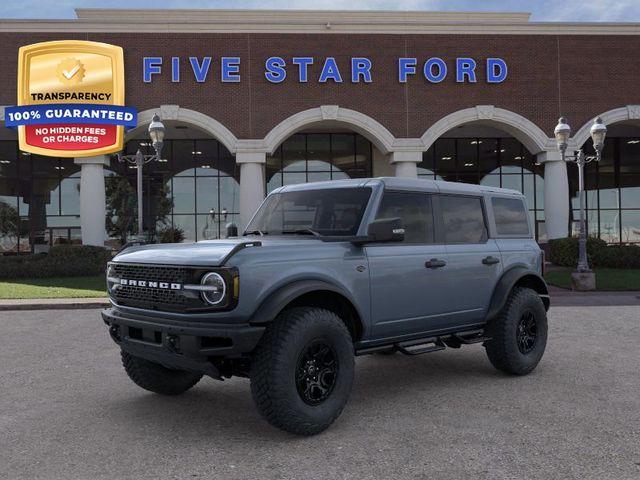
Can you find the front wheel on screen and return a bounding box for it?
[484,287,548,375]
[250,307,354,435]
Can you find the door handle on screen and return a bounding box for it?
[482,256,500,265]
[425,258,447,269]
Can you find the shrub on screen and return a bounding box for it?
[0,245,112,279]
[594,244,640,269]
[549,236,640,269]
[157,226,185,243]
[548,237,607,267]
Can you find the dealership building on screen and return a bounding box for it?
[0,8,640,252]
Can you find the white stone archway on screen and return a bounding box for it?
[572,105,640,148]
[130,105,239,153]
[420,105,553,155]
[262,105,396,155]
[125,105,238,153]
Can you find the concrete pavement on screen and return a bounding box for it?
[1,307,639,479]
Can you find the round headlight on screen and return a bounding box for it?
[201,272,226,305]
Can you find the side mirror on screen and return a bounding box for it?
[366,217,405,243]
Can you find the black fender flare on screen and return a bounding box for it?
[485,267,550,322]
[249,279,362,326]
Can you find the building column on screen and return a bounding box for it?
[390,151,422,178]
[237,151,266,230]
[538,151,569,240]
[74,155,109,246]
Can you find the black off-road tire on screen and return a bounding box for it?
[250,307,355,436]
[484,287,548,375]
[121,351,202,395]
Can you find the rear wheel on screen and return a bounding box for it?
[484,287,547,375]
[121,351,202,395]
[250,307,354,436]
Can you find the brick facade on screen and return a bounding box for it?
[0,32,638,140]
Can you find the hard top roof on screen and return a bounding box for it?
[274,177,523,196]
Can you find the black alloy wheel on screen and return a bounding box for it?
[295,340,338,405]
[516,310,537,354]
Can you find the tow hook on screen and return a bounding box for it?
[109,325,121,342]
[166,334,180,353]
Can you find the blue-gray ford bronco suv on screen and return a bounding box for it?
[102,177,550,435]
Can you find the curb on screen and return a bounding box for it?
[0,298,110,311]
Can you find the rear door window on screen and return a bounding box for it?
[439,195,488,244]
[492,197,530,236]
[376,191,434,243]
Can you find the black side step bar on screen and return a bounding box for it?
[395,338,446,356]
[451,329,488,345]
[355,329,491,356]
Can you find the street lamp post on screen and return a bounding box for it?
[553,116,607,288]
[117,114,166,238]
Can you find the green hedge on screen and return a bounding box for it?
[549,237,640,269]
[0,245,113,279]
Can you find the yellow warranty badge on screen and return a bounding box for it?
[17,40,125,157]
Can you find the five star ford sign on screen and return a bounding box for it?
[4,40,137,157]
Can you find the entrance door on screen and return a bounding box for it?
[366,190,453,340]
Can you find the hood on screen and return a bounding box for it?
[112,237,323,267]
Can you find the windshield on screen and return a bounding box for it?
[245,187,372,237]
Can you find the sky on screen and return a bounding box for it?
[0,0,639,22]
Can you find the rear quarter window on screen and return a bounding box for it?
[439,195,488,244]
[492,197,530,236]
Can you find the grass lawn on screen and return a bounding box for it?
[545,268,640,291]
[0,275,107,299]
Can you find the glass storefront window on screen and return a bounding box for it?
[307,134,331,172]
[456,138,478,179]
[619,138,640,174]
[569,136,640,244]
[172,177,196,214]
[434,138,456,180]
[60,177,80,216]
[172,214,196,242]
[620,175,640,209]
[599,210,620,243]
[196,176,219,214]
[621,210,640,243]
[501,174,523,192]
[103,138,240,244]
[478,139,499,173]
[266,133,372,193]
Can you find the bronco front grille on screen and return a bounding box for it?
[110,263,196,312]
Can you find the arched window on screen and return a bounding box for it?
[419,136,545,241]
[266,133,373,193]
[111,138,240,243]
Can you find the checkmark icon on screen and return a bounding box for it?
[62,64,80,79]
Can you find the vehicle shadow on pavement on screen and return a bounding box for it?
[101,349,522,440]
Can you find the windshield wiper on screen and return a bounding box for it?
[281,228,321,237]
[244,229,267,236]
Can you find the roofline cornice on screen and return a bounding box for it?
[0,9,638,35]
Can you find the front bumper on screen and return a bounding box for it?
[102,307,265,378]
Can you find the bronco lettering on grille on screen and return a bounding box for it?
[120,279,182,290]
